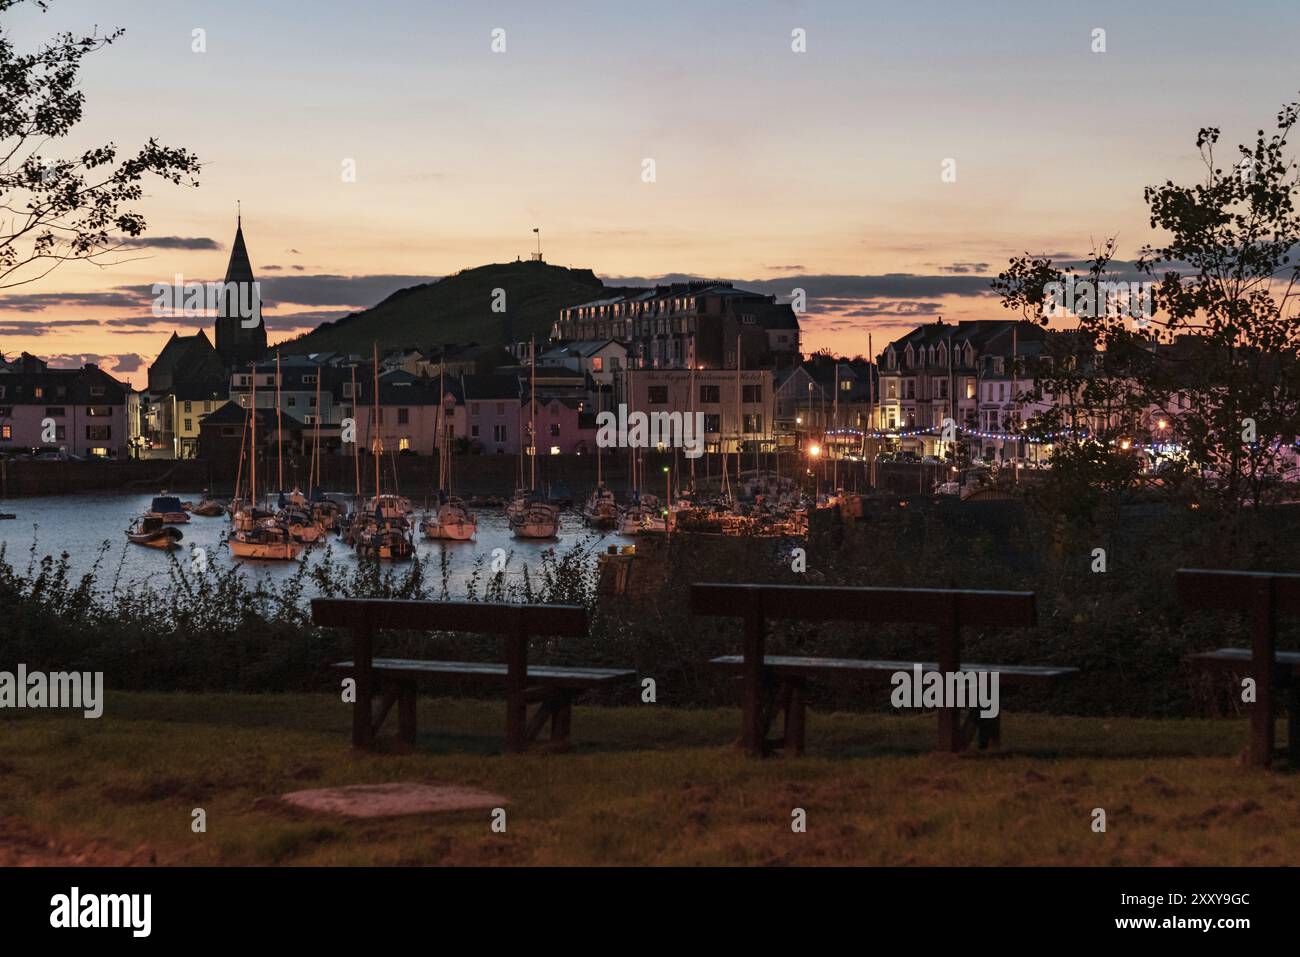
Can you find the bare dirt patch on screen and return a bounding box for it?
[279,783,509,819]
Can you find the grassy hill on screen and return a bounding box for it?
[277,260,634,357]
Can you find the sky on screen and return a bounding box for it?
[3,0,1299,387]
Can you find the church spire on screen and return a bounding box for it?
[224,212,254,285]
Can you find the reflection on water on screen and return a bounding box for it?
[0,492,635,597]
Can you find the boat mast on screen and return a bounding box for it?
[233,398,249,506]
[351,362,360,505]
[529,336,537,493]
[312,360,322,492]
[250,361,257,508]
[372,342,381,500]
[832,361,839,491]
[689,364,696,487]
[735,334,742,491]
[275,351,283,495]
[438,364,447,494]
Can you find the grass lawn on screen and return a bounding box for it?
[1,692,1295,866]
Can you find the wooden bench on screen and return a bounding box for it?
[311,598,636,753]
[1178,568,1300,767]
[692,582,1076,756]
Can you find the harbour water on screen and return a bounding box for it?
[0,492,635,597]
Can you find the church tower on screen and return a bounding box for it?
[214,214,267,368]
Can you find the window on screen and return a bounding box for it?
[700,386,721,406]
[184,400,192,413]
[53,425,66,440]
[471,425,480,438]
[287,396,297,407]
[342,382,354,398]
[303,375,317,385]
[183,419,192,432]
[493,424,507,443]
[399,437,410,451]
[648,386,668,404]
[496,403,505,415]
[0,425,10,440]
[704,413,721,434]
[45,407,65,417]
[397,408,409,425]
[904,380,915,400]
[742,384,762,403]
[549,423,560,437]
[34,387,44,399]
[591,357,602,372]
[743,413,763,434]
[469,403,480,416]
[86,406,112,417]
[840,380,852,391]
[937,379,948,399]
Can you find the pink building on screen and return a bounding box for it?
[0,354,131,458]
[524,396,598,456]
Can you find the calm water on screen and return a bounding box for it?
[0,492,634,597]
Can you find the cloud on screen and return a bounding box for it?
[109,353,147,373]
[935,262,990,274]
[835,300,946,318]
[115,236,222,251]
[0,291,147,312]
[0,318,103,334]
[766,265,806,272]
[262,264,284,271]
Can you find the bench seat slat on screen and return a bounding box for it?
[707,654,1077,683]
[332,658,635,688]
[1190,648,1300,674]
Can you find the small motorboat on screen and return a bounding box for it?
[146,494,190,524]
[190,496,226,517]
[126,515,183,550]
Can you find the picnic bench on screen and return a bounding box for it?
[691,582,1077,756]
[1178,568,1300,768]
[311,598,636,753]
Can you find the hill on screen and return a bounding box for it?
[276,260,635,357]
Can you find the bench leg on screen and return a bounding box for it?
[782,680,806,757]
[550,693,573,744]
[397,680,417,746]
[1288,685,1300,764]
[372,682,399,739]
[977,712,1001,751]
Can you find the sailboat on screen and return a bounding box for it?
[420,372,477,541]
[582,434,619,529]
[509,339,559,539]
[229,363,302,561]
[354,344,415,560]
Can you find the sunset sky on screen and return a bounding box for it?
[3,0,1299,386]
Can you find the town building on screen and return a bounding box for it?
[0,353,131,457]
[876,320,1049,462]
[549,282,800,371]
[625,367,776,455]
